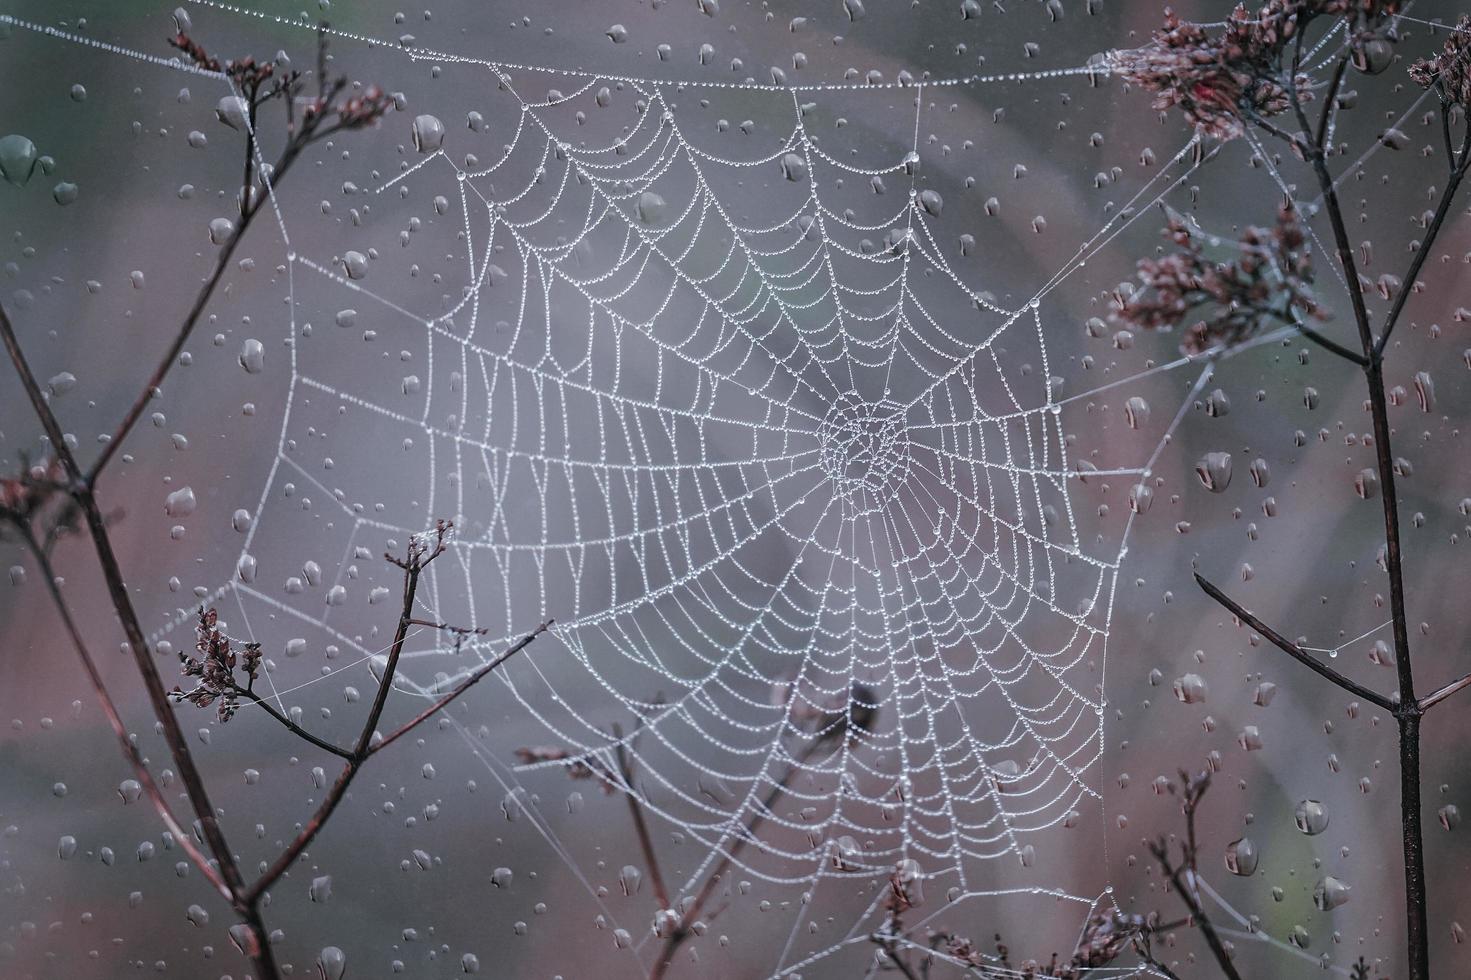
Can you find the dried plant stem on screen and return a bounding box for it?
[0,34,505,979]
[1193,572,1394,711]
[9,522,234,903]
[369,619,551,758]
[234,685,355,760]
[243,539,545,905]
[1,302,262,950]
[1194,38,1471,979]
[648,743,821,980]
[1148,775,1242,980]
[611,724,672,912]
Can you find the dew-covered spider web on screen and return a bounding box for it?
[7,0,1450,974]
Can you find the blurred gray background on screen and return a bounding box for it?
[3,0,1471,977]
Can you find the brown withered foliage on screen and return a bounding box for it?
[897,914,1153,979]
[1409,15,1471,108]
[1110,0,1400,140]
[170,608,262,724]
[1113,204,1323,354]
[0,458,65,525]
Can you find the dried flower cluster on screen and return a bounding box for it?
[169,31,279,90]
[0,458,64,525]
[1409,15,1471,107]
[917,916,1147,979]
[168,28,393,136]
[171,608,262,723]
[1111,0,1399,140]
[1113,204,1324,354]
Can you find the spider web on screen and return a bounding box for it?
[10,1,1443,974]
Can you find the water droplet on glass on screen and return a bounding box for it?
[1295,799,1330,835]
[164,486,196,518]
[317,945,347,980]
[1172,673,1207,704]
[215,96,249,131]
[239,338,265,374]
[637,190,666,226]
[342,250,369,280]
[1224,836,1258,876]
[1313,876,1351,911]
[412,114,445,153]
[1196,452,1233,493]
[208,217,236,245]
[0,134,39,186]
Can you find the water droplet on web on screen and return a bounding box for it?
[117,779,142,804]
[619,864,642,896]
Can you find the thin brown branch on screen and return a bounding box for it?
[1193,572,1395,710]
[2,297,269,967]
[1268,62,1435,976]
[244,531,440,904]
[10,521,233,902]
[234,685,354,759]
[369,620,549,757]
[1295,320,1369,366]
[245,532,540,905]
[1419,670,1471,712]
[869,934,921,980]
[650,742,822,980]
[1148,774,1243,980]
[1374,129,1471,356]
[1315,53,1350,149]
[611,722,672,912]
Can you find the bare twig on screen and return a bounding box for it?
[1420,670,1471,712]
[6,520,233,903]
[370,619,550,757]
[1294,319,1370,366]
[1148,773,1243,980]
[1194,572,1394,710]
[233,685,355,760]
[0,26,400,980]
[611,722,672,912]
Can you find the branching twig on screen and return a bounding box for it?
[1194,571,1395,710]
[1147,773,1243,980]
